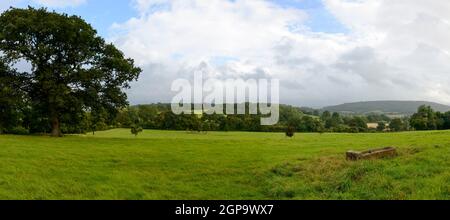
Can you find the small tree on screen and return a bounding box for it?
[348,116,368,133]
[86,108,108,135]
[377,122,386,131]
[285,126,295,138]
[410,105,437,131]
[389,118,405,132]
[130,117,143,137]
[131,124,143,137]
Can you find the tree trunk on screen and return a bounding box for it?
[51,116,62,137]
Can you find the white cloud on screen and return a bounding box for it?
[114,0,307,65]
[113,0,450,107]
[2,0,448,107]
[324,0,450,105]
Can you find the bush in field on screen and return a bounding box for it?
[130,116,143,136]
[285,126,295,138]
[131,125,143,137]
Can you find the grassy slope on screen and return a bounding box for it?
[0,129,449,200]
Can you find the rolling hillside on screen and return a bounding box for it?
[323,101,450,115]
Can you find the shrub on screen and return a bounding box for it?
[131,125,143,137]
[8,127,30,135]
[285,126,295,138]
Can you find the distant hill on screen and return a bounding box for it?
[323,101,450,115]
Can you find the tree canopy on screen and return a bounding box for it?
[0,59,26,133]
[0,7,141,136]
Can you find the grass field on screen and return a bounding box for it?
[0,129,449,200]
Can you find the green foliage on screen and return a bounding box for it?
[442,112,450,129]
[85,109,109,135]
[366,113,391,123]
[130,125,143,137]
[113,104,418,133]
[409,105,450,131]
[322,112,333,129]
[280,105,304,124]
[410,105,438,130]
[3,101,444,135]
[377,122,386,131]
[7,127,30,135]
[130,117,143,137]
[389,118,406,132]
[285,126,295,138]
[298,116,324,132]
[346,116,368,133]
[0,59,26,134]
[0,7,141,136]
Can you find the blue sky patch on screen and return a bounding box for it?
[11,0,348,37]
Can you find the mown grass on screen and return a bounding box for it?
[0,129,449,200]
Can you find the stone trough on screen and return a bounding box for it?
[346,147,397,161]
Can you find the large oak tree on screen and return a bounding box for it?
[0,7,141,136]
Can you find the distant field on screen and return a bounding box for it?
[0,129,449,200]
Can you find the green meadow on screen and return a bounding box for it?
[0,129,449,200]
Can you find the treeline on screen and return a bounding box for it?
[113,104,391,133]
[113,104,450,133]
[112,104,366,132]
[2,99,450,135]
[116,104,307,132]
[410,105,450,130]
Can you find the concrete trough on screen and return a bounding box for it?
[346,147,397,161]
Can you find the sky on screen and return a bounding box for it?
[1,0,450,108]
